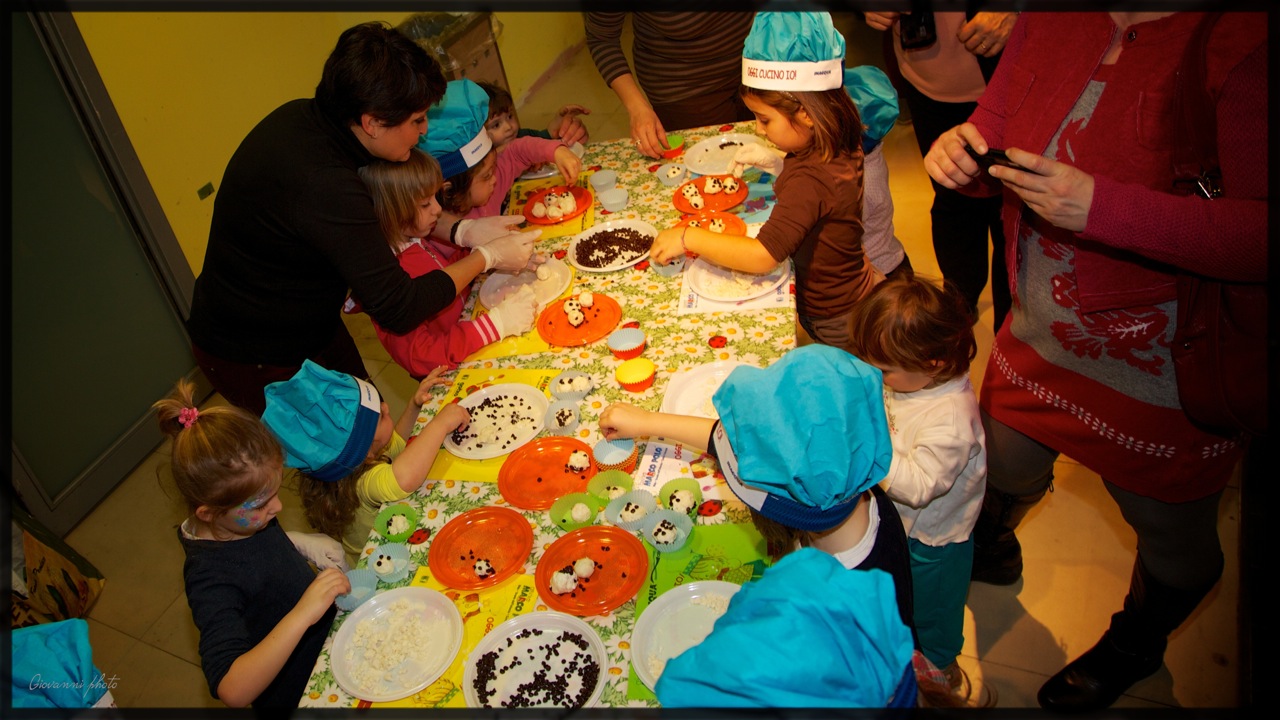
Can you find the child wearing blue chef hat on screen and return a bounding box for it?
[261,360,470,567]
[599,344,917,633]
[656,549,918,708]
[649,13,882,348]
[424,79,582,220]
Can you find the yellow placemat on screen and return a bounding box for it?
[464,265,579,361]
[509,172,597,240]
[359,565,539,708]
[423,368,559,483]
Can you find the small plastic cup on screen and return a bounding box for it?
[616,357,656,392]
[598,188,629,212]
[589,169,617,193]
[662,134,686,159]
[607,327,646,359]
[550,492,601,532]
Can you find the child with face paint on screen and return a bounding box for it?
[155,379,351,708]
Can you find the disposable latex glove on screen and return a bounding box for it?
[286,531,348,572]
[487,285,538,339]
[454,214,529,248]
[728,143,785,178]
[475,230,540,272]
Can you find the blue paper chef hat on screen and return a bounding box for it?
[656,548,917,708]
[422,79,493,177]
[710,344,891,532]
[262,360,382,482]
[845,65,900,144]
[742,12,846,91]
[13,619,111,708]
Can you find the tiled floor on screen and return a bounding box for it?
[63,40,1241,710]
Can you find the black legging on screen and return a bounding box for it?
[898,79,1011,332]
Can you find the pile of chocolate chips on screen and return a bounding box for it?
[574,228,653,268]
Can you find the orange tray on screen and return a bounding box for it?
[536,293,622,347]
[535,525,648,616]
[427,507,534,591]
[672,175,748,214]
[524,186,592,225]
[498,437,597,511]
[675,210,747,236]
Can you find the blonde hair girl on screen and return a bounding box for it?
[155,379,349,708]
[352,148,539,377]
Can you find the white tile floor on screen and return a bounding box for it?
[63,41,1241,709]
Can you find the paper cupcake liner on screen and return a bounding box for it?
[373,503,420,543]
[336,568,379,612]
[550,492,600,532]
[659,478,704,516]
[550,370,595,402]
[367,541,412,584]
[587,469,635,507]
[604,489,659,533]
[544,400,581,437]
[640,509,694,554]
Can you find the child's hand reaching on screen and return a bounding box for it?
[598,403,653,440]
[729,143,785,178]
[413,366,456,406]
[296,567,350,624]
[554,145,583,186]
[430,401,471,434]
[549,104,591,146]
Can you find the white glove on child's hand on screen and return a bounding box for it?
[286,531,348,572]
[475,230,542,273]
[454,214,529,248]
[487,285,538,339]
[728,143,786,178]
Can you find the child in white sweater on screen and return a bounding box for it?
[847,276,987,684]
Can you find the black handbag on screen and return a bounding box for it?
[1168,13,1268,437]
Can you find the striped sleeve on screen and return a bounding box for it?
[584,12,633,87]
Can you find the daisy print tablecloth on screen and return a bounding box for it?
[300,123,791,710]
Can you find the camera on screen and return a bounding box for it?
[899,10,937,50]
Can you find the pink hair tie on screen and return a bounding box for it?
[178,407,199,429]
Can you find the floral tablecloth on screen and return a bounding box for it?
[300,122,795,709]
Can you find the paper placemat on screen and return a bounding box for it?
[357,565,539,708]
[508,172,597,240]
[625,523,771,701]
[421,369,558,483]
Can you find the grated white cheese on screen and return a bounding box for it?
[344,599,446,696]
[691,593,730,613]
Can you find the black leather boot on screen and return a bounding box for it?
[1038,557,1220,712]
[970,486,1046,585]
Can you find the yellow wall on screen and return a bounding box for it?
[72,11,585,275]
